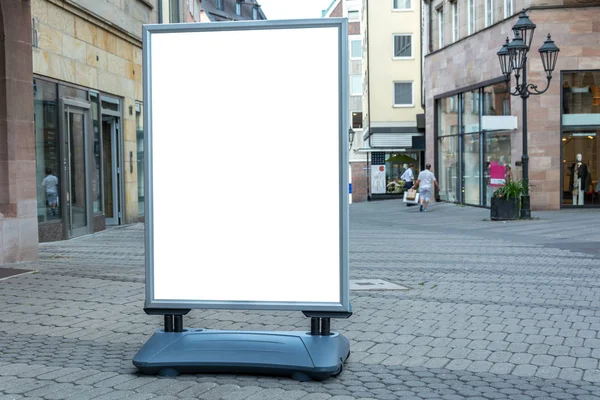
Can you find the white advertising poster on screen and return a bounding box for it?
[371,165,386,194]
[144,19,350,312]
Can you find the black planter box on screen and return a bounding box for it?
[490,196,520,220]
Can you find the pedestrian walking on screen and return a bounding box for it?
[400,164,415,190]
[413,163,440,212]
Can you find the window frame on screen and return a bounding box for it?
[451,2,458,43]
[392,0,412,11]
[437,6,444,48]
[504,0,513,18]
[393,81,414,107]
[347,9,360,21]
[392,33,413,59]
[485,0,494,27]
[468,0,475,35]
[235,2,241,15]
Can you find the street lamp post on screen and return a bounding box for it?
[497,10,560,219]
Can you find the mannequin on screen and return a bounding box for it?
[569,153,588,205]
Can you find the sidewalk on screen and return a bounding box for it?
[0,202,599,399]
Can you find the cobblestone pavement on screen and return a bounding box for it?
[1,201,600,399]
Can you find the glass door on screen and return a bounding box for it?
[102,117,120,225]
[61,99,92,238]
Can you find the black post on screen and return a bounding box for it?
[164,315,174,332]
[521,55,531,219]
[320,318,331,336]
[310,317,321,336]
[173,315,183,332]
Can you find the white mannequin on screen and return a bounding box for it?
[573,153,585,205]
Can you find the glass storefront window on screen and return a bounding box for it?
[385,152,420,193]
[463,91,479,133]
[439,95,459,136]
[561,128,599,206]
[562,71,600,126]
[463,133,480,205]
[438,135,459,202]
[34,78,61,222]
[59,84,87,100]
[90,93,102,213]
[484,132,512,207]
[483,82,511,116]
[136,102,145,217]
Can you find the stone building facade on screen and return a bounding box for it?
[0,0,37,264]
[31,0,157,243]
[423,0,600,210]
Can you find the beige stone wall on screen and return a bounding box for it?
[424,7,600,210]
[30,0,145,223]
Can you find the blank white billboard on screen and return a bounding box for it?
[143,19,350,312]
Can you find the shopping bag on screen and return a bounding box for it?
[406,189,417,200]
[403,191,420,204]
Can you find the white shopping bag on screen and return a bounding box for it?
[403,191,420,204]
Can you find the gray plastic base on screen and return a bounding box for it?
[132,329,350,381]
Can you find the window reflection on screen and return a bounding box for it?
[34,78,61,222]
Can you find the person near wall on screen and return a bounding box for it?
[413,163,440,212]
[569,153,588,206]
[401,164,415,190]
[42,168,59,216]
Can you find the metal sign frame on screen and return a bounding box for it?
[143,18,350,313]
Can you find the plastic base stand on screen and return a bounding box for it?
[132,328,350,381]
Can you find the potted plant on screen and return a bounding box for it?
[490,180,526,220]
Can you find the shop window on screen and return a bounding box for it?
[352,111,363,129]
[90,93,102,213]
[463,91,479,134]
[394,82,413,106]
[59,84,87,100]
[439,96,459,136]
[34,78,61,223]
[463,133,480,205]
[484,132,511,207]
[393,34,412,59]
[562,71,600,124]
[483,82,510,116]
[561,129,599,206]
[438,136,458,202]
[136,102,145,217]
[386,152,420,193]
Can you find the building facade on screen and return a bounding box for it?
[323,0,367,202]
[31,0,157,243]
[423,0,600,210]
[360,0,425,201]
[0,0,37,264]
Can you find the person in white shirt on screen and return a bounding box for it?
[400,164,415,190]
[413,163,440,212]
[42,168,59,216]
